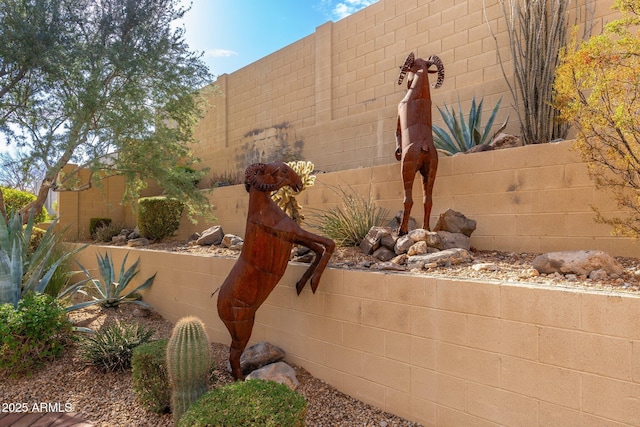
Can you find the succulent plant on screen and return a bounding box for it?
[166,316,211,423]
[270,160,315,224]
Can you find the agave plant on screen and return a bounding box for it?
[0,211,81,308]
[432,96,508,155]
[63,251,156,311]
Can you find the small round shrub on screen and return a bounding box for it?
[137,196,184,241]
[1,187,48,223]
[132,339,171,413]
[178,379,307,427]
[79,321,153,372]
[0,292,73,378]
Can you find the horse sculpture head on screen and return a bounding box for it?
[397,52,445,90]
[244,162,303,193]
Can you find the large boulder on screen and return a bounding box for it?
[532,250,623,276]
[196,225,225,246]
[407,248,473,270]
[228,341,286,376]
[245,362,299,390]
[434,209,476,237]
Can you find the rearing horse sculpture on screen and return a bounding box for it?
[395,52,444,235]
[216,162,335,380]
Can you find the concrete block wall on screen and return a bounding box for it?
[72,245,640,427]
[59,140,638,257]
[190,0,620,180]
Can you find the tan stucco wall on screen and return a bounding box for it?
[73,245,640,426]
[59,140,639,257]
[190,0,619,178]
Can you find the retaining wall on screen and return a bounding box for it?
[73,245,640,427]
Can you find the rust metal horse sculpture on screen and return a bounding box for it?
[216,162,335,380]
[395,52,444,235]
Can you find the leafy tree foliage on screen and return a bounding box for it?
[0,0,213,222]
[555,0,640,238]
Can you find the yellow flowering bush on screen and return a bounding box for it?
[270,161,315,224]
[554,0,640,238]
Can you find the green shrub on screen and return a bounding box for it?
[79,320,153,372]
[308,185,389,247]
[89,218,112,238]
[132,339,171,414]
[432,96,508,156]
[0,292,73,378]
[178,380,307,427]
[137,196,184,241]
[1,187,48,223]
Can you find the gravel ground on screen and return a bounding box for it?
[1,303,420,427]
[2,246,638,427]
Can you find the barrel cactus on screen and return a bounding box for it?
[166,316,211,423]
[270,160,315,224]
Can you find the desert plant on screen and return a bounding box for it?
[178,379,307,427]
[132,339,171,414]
[137,196,184,241]
[207,169,243,188]
[166,316,211,423]
[0,212,81,308]
[93,222,126,243]
[63,251,156,311]
[0,292,73,378]
[79,320,153,372]
[89,217,112,238]
[308,185,389,247]
[555,0,640,238]
[484,0,596,145]
[432,96,508,155]
[270,160,315,224]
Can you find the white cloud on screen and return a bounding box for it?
[331,0,378,20]
[317,0,378,21]
[205,48,238,58]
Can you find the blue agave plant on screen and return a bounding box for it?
[432,96,508,155]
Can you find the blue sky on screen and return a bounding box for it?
[179,0,379,76]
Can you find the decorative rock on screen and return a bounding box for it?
[519,268,540,279]
[371,262,406,271]
[359,227,392,255]
[588,269,608,281]
[229,342,285,376]
[472,262,498,272]
[373,247,396,262]
[407,248,473,269]
[293,253,315,263]
[408,228,429,242]
[388,210,417,232]
[394,235,414,255]
[222,234,243,249]
[391,254,408,265]
[127,237,150,247]
[380,233,398,251]
[532,250,624,276]
[245,362,299,390]
[112,235,128,245]
[407,241,428,256]
[490,133,523,150]
[127,227,141,240]
[465,143,493,153]
[196,225,225,246]
[434,209,476,237]
[437,231,471,250]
